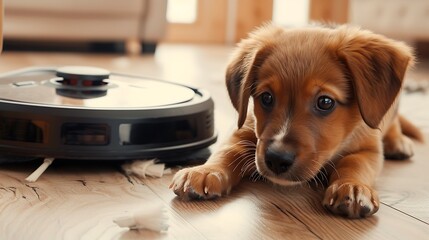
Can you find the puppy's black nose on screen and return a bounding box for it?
[265,147,295,174]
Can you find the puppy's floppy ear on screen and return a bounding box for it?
[337,27,414,128]
[226,38,272,129]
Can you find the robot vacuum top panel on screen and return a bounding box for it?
[0,66,195,109]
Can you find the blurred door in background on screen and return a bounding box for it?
[165,0,347,44]
[164,0,273,44]
[309,0,348,24]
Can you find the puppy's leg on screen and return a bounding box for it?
[398,115,424,142]
[383,116,414,160]
[323,147,383,218]
[383,115,423,160]
[170,118,257,200]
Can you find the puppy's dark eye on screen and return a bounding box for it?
[316,96,335,112]
[260,92,274,109]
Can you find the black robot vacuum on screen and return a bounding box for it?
[0,66,217,160]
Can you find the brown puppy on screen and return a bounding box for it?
[169,24,423,218]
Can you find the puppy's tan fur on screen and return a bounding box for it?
[170,24,423,218]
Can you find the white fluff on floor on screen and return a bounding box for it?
[121,159,172,178]
[114,203,169,232]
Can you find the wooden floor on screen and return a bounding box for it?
[0,45,429,239]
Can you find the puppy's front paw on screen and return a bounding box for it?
[169,165,232,201]
[383,135,414,160]
[323,181,379,218]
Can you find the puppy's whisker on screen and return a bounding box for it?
[229,147,255,162]
[319,166,329,183]
[225,140,257,176]
[223,140,256,155]
[315,174,324,188]
[249,170,258,182]
[251,170,264,182]
[226,142,256,165]
[245,166,258,180]
[240,158,256,177]
[231,155,254,174]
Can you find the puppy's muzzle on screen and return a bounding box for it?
[265,147,296,174]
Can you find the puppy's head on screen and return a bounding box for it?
[226,24,413,185]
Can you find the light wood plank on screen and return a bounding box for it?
[0,162,206,240]
[145,176,321,239]
[145,172,429,240]
[377,144,429,223]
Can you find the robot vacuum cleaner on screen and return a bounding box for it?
[0,66,217,160]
